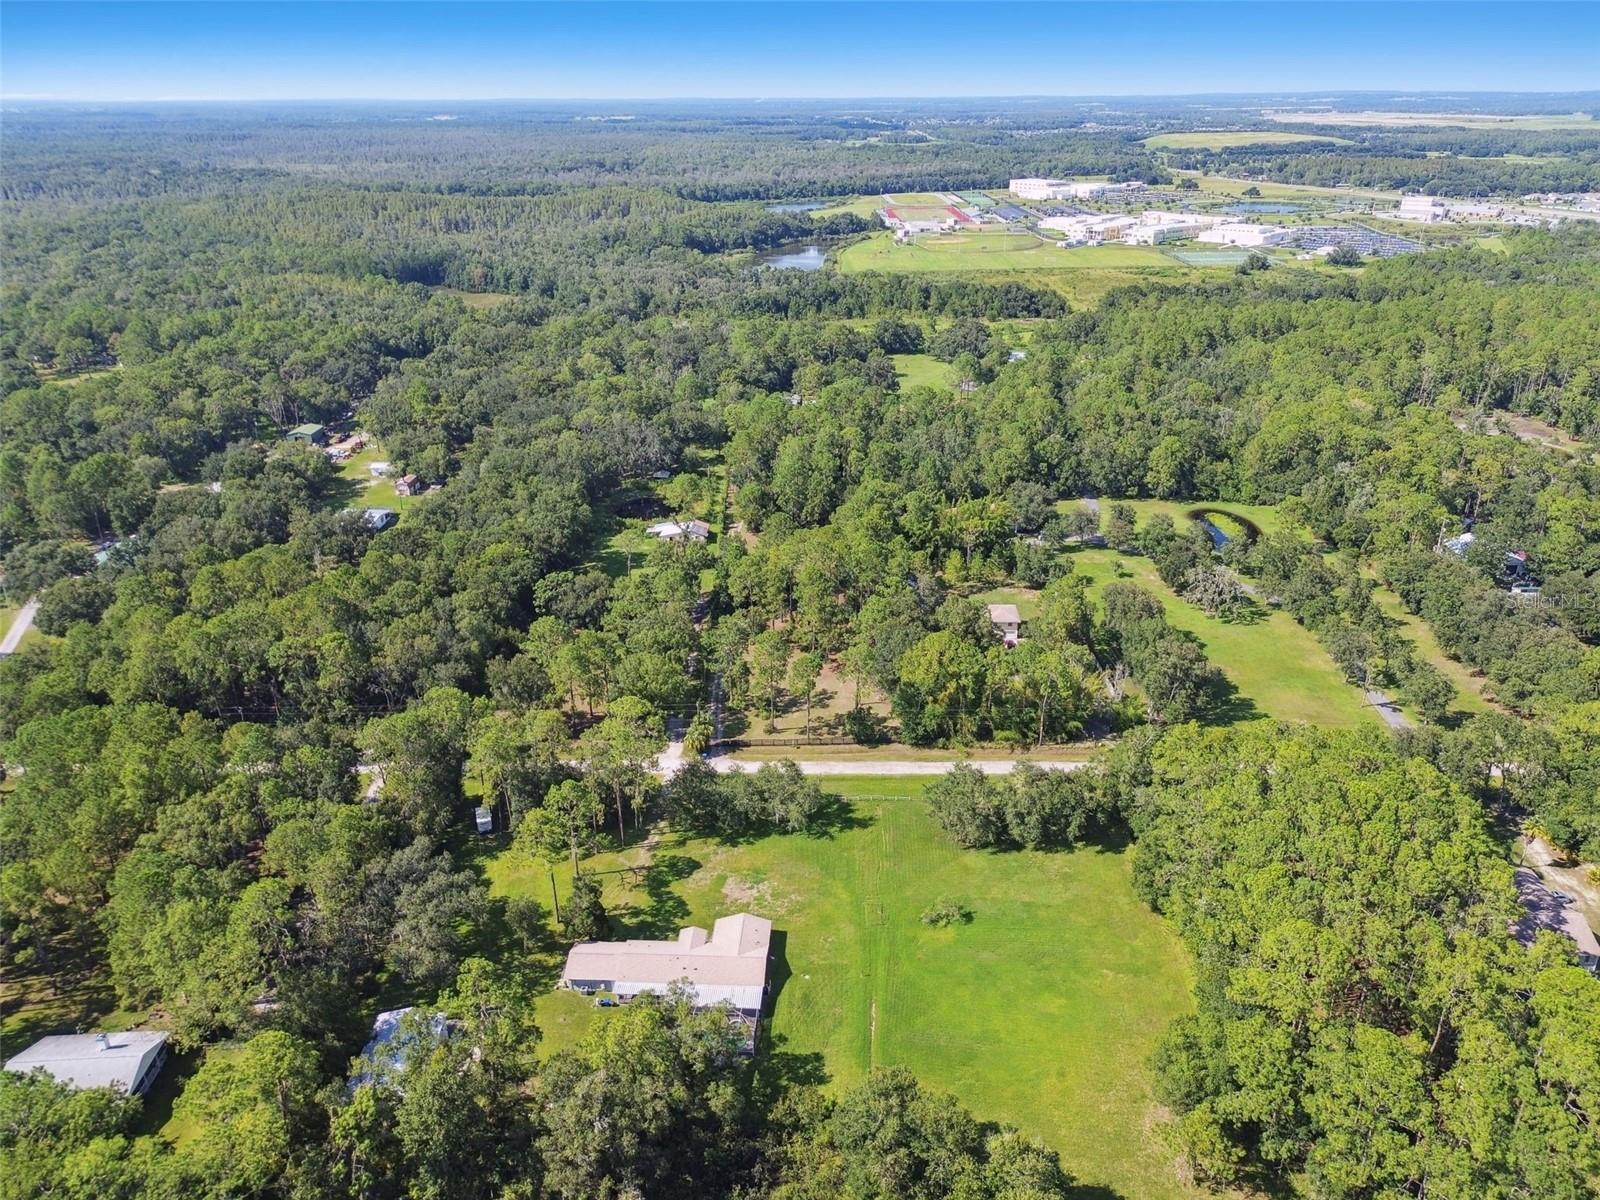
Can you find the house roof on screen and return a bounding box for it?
[645,519,710,539]
[352,1007,449,1089]
[1512,868,1600,958]
[986,603,1022,625]
[4,1031,168,1093]
[562,913,771,991]
[288,423,325,436]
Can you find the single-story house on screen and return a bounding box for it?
[368,460,393,478]
[561,912,772,1017]
[361,508,398,531]
[4,1031,169,1096]
[645,519,711,543]
[394,473,421,497]
[350,1007,451,1090]
[651,469,673,480]
[986,603,1023,646]
[286,423,328,446]
[1512,868,1600,973]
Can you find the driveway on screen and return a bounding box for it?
[0,597,39,656]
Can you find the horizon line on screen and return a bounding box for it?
[7,88,1600,105]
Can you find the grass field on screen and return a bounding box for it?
[1173,170,1398,202]
[1145,130,1352,149]
[488,778,1196,1199]
[336,444,426,515]
[838,231,1183,274]
[892,352,957,391]
[834,230,1237,305]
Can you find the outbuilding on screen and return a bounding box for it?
[285,423,328,446]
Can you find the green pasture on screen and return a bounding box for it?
[1144,130,1352,149]
[488,778,1196,1200]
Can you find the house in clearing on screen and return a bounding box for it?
[645,518,711,543]
[285,423,328,446]
[361,507,398,532]
[986,602,1023,646]
[4,1031,169,1096]
[1512,868,1600,973]
[561,912,773,1018]
[393,473,422,497]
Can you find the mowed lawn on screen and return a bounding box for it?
[892,352,957,390]
[488,778,1196,1200]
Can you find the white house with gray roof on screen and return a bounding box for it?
[561,912,772,1015]
[4,1031,169,1096]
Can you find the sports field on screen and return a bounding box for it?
[1144,130,1352,149]
[837,230,1182,273]
[492,778,1196,1200]
[1167,248,1255,266]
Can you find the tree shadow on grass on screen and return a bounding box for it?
[1216,599,1269,626]
[1199,672,1263,727]
[613,852,701,939]
[800,792,874,840]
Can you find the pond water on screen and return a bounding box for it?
[1222,202,1305,214]
[766,201,827,213]
[759,243,827,270]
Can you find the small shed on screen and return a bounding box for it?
[474,806,493,834]
[286,423,328,446]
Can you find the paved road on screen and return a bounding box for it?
[1364,689,1412,732]
[704,757,1091,777]
[0,598,39,656]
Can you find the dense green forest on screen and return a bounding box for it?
[2,101,1598,1200]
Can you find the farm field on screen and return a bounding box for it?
[488,778,1196,1200]
[1145,129,1353,149]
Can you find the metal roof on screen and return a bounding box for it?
[4,1031,168,1094]
[562,913,771,992]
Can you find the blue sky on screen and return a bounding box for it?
[2,2,1595,101]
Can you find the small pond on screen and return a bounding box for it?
[766,201,827,213]
[759,243,827,270]
[1221,202,1305,214]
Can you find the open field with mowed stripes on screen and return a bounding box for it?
[493,778,1197,1200]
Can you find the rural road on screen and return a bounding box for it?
[0,598,39,656]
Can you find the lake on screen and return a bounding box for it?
[766,202,827,213]
[759,243,827,270]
